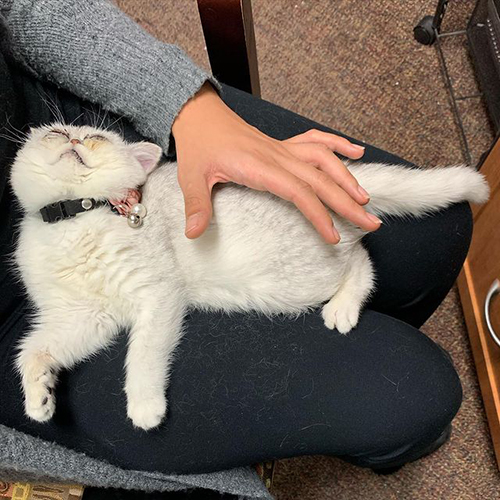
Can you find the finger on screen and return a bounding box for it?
[252,162,341,244]
[285,129,366,159]
[281,156,381,232]
[286,142,370,205]
[177,166,213,239]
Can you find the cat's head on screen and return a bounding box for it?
[10,123,162,212]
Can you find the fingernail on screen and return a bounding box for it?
[357,185,370,200]
[353,144,365,151]
[367,213,382,225]
[332,225,341,243]
[186,213,201,234]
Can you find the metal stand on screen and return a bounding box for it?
[414,0,483,165]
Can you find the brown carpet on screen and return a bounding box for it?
[116,1,498,498]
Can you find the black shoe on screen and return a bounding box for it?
[371,423,452,475]
[372,464,403,475]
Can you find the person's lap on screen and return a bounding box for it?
[220,85,473,329]
[0,305,462,474]
[0,76,468,474]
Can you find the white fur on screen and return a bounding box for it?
[10,124,489,429]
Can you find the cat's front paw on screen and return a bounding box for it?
[23,368,57,422]
[322,297,361,334]
[127,394,167,431]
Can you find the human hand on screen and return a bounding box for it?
[171,83,381,244]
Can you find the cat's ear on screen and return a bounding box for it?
[129,142,162,174]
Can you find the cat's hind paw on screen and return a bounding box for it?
[24,368,57,423]
[322,297,361,334]
[127,394,166,431]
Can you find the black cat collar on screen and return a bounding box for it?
[40,198,111,223]
[39,190,147,228]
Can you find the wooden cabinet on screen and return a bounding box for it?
[458,135,500,468]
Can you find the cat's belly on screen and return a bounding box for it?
[146,167,364,315]
[176,225,355,315]
[187,272,342,315]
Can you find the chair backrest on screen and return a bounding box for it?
[197,0,260,96]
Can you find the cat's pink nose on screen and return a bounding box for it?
[70,138,81,145]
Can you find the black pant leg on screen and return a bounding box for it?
[0,304,462,473]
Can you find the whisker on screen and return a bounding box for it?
[91,108,98,129]
[37,89,65,125]
[5,115,29,138]
[52,91,66,124]
[70,112,85,126]
[104,115,123,132]
[98,108,109,130]
[0,115,30,145]
[0,133,25,144]
[87,107,102,130]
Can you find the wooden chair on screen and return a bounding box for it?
[196,0,261,97]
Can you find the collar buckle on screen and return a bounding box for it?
[40,202,71,223]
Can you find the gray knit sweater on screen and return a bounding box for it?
[0,1,270,498]
[1,0,219,153]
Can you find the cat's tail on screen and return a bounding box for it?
[348,163,489,218]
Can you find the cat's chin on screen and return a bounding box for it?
[61,150,89,168]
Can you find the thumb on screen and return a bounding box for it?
[178,168,213,239]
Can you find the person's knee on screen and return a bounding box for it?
[391,336,462,441]
[345,335,463,469]
[412,340,462,434]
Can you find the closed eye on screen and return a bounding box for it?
[85,134,108,141]
[45,129,70,139]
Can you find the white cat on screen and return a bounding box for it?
[10,123,489,430]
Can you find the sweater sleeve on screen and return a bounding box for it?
[1,0,219,152]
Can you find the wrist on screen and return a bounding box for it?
[172,82,229,139]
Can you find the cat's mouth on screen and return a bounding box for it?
[61,149,89,168]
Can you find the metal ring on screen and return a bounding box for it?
[484,279,500,348]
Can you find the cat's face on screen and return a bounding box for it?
[10,123,162,212]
